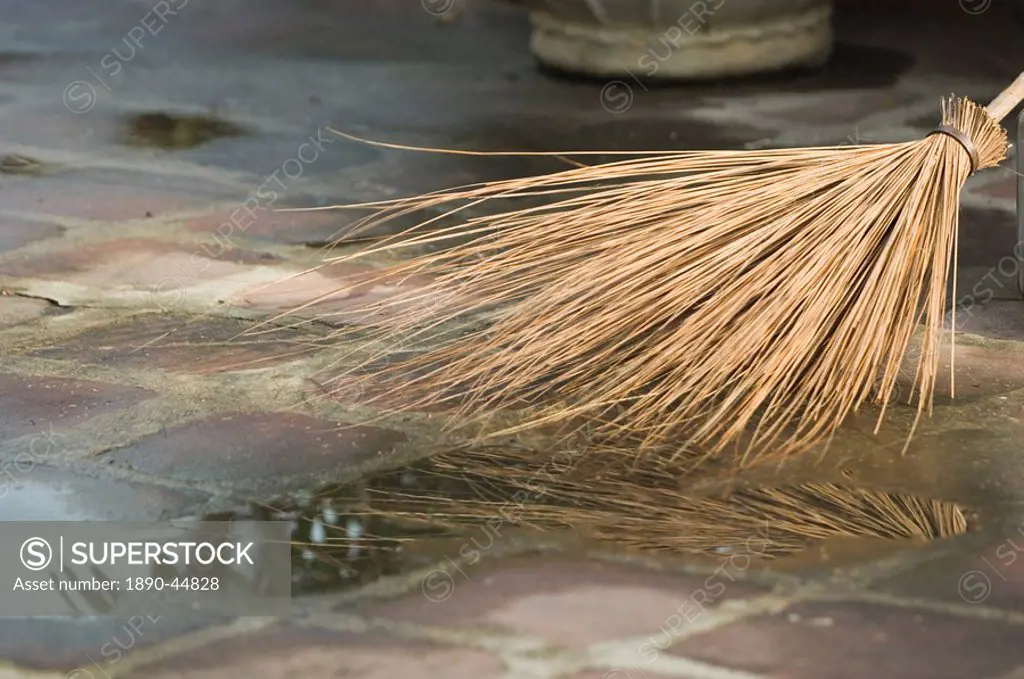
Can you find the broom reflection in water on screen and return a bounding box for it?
[281,441,967,590]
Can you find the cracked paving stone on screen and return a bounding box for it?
[102,412,406,485]
[123,626,507,679]
[668,600,1024,679]
[0,373,155,443]
[360,555,767,649]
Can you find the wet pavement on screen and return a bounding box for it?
[2,0,1024,677]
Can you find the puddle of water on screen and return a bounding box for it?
[120,112,249,150]
[0,479,97,521]
[233,475,470,595]
[0,467,209,522]
[224,444,969,595]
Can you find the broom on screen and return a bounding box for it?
[288,73,1024,465]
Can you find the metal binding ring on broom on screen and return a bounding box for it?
[281,71,1024,468]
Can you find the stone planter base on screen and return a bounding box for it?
[527,3,833,81]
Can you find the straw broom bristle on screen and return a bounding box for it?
[290,96,1008,465]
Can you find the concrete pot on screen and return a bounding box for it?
[510,0,833,80]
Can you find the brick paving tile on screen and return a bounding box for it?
[0,237,281,284]
[228,261,374,320]
[102,412,406,484]
[123,626,507,679]
[669,600,1024,679]
[869,519,1024,613]
[0,216,64,254]
[0,171,239,222]
[183,205,354,247]
[0,617,223,672]
[0,295,52,327]
[0,373,154,443]
[361,555,767,648]
[25,313,325,374]
[233,263,442,326]
[0,465,210,521]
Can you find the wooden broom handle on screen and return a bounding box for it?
[986,71,1024,122]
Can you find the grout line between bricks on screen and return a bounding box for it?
[812,589,1024,624]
